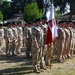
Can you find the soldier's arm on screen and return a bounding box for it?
[33,37,39,50]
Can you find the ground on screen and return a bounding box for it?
[0,51,75,75]
[0,40,75,75]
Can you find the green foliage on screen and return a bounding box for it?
[1,1,13,20]
[24,2,42,22]
[0,11,3,20]
[54,9,61,19]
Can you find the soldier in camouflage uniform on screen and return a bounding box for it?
[0,22,4,54]
[12,22,18,56]
[67,21,73,58]
[56,21,66,62]
[5,22,14,56]
[24,21,32,58]
[63,22,70,59]
[69,22,75,58]
[17,21,23,54]
[32,18,44,73]
[40,16,48,68]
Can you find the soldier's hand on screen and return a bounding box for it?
[36,46,39,50]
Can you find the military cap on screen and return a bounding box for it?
[41,16,47,20]
[7,21,12,25]
[17,21,22,24]
[28,21,32,25]
[12,21,17,25]
[35,18,41,22]
[32,20,36,23]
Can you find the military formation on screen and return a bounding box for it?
[0,16,75,73]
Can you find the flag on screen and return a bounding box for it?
[46,4,58,45]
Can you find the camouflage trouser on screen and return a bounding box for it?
[40,45,47,68]
[26,39,32,57]
[45,43,53,66]
[12,41,18,55]
[0,38,3,53]
[32,46,41,70]
[6,42,13,55]
[17,40,22,54]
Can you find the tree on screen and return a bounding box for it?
[1,1,13,20]
[11,0,34,13]
[0,11,3,20]
[54,9,61,19]
[53,0,75,20]
[24,2,42,22]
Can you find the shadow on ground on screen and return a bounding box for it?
[0,66,33,75]
[0,54,33,75]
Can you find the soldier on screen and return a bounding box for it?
[40,16,48,68]
[17,21,23,54]
[5,22,14,56]
[32,18,44,73]
[63,21,70,59]
[24,21,32,58]
[0,22,4,54]
[56,21,66,62]
[69,22,75,58]
[66,21,73,58]
[12,21,18,56]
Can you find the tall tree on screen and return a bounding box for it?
[53,0,75,20]
[11,0,34,13]
[24,2,42,22]
[0,11,3,20]
[1,1,13,19]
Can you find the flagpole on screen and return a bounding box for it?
[46,0,58,69]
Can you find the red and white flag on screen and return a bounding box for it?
[46,4,58,45]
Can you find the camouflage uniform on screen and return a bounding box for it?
[56,26,65,62]
[32,25,44,72]
[24,26,32,57]
[5,27,14,56]
[40,23,47,68]
[68,27,73,58]
[17,26,23,53]
[0,27,4,54]
[12,26,18,55]
[63,28,70,59]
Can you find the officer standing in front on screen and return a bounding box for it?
[32,18,44,73]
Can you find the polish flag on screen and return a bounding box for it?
[46,4,58,45]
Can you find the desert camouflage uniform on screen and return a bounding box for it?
[32,25,44,72]
[17,26,23,53]
[24,26,32,57]
[63,28,70,59]
[0,28,4,54]
[40,23,47,68]
[12,27,18,55]
[56,26,65,62]
[5,27,14,56]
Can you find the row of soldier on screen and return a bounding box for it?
[55,21,75,63]
[0,16,75,73]
[0,16,50,73]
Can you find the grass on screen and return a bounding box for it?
[0,55,75,75]
[0,40,75,75]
